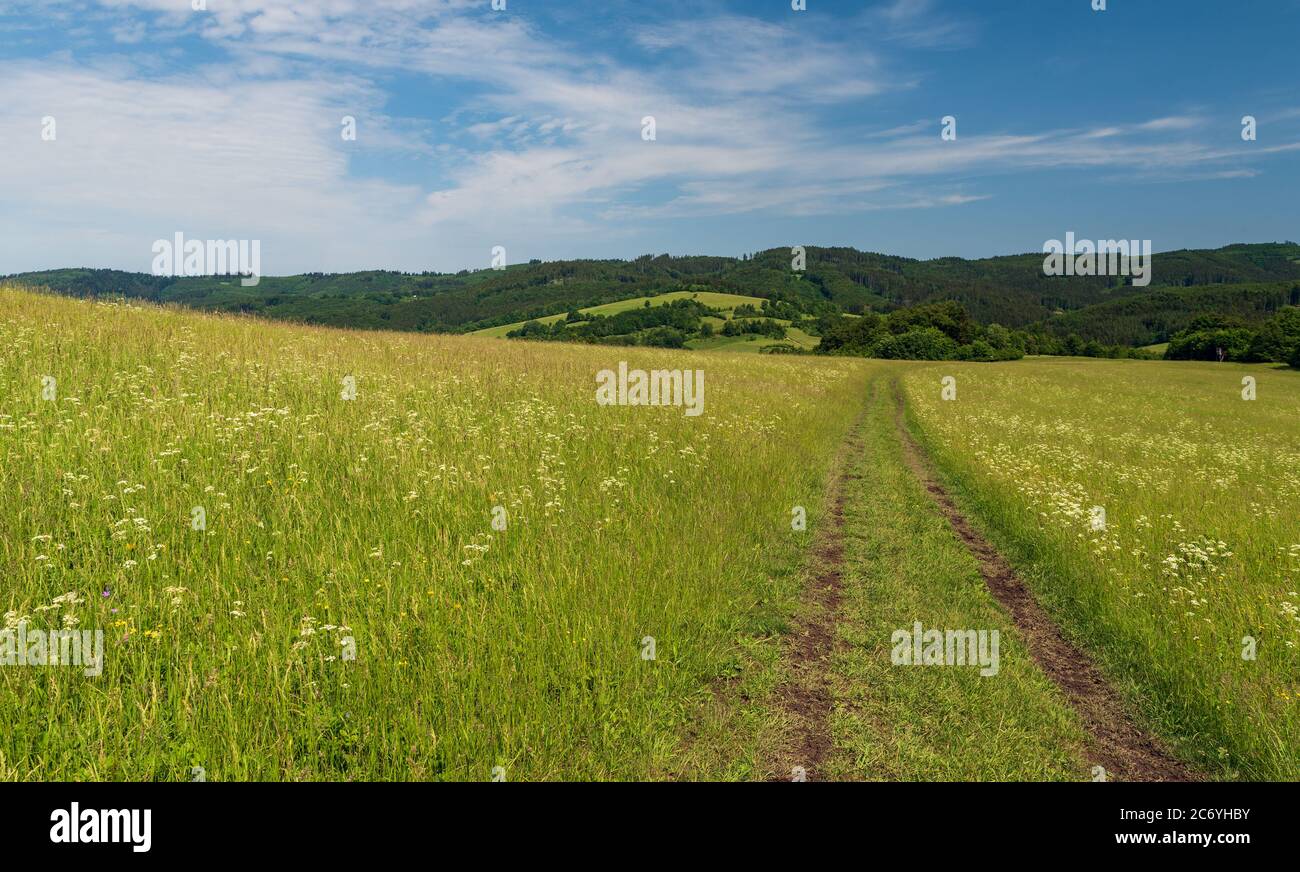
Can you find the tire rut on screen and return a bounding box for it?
[891,382,1197,783]
[767,405,867,782]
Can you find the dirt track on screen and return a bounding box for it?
[891,383,1195,782]
[767,399,867,781]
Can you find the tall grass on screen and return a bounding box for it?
[0,287,869,780]
[903,358,1300,779]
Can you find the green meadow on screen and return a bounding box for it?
[470,290,769,339]
[3,286,1297,780]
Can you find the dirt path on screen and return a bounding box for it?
[767,402,867,782]
[891,383,1196,782]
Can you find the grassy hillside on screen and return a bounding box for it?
[471,290,768,338]
[0,285,870,780]
[685,326,820,355]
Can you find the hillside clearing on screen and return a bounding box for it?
[471,291,769,339]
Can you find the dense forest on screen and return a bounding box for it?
[1037,281,1300,346]
[814,301,1168,362]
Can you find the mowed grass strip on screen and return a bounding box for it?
[902,358,1300,780]
[0,286,869,781]
[822,375,1088,780]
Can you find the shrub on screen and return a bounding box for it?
[1165,328,1256,361]
[871,327,958,360]
[1245,307,1300,362]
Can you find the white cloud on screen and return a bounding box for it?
[1137,115,1203,131]
[0,63,431,273]
[0,1,1291,272]
[869,0,976,49]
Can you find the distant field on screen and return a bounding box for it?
[686,326,820,354]
[471,291,770,339]
[1141,342,1169,355]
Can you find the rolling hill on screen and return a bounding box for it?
[8,242,1300,345]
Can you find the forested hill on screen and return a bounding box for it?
[8,241,1300,343]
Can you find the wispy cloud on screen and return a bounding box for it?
[1137,115,1204,131]
[868,0,976,49]
[0,0,1294,271]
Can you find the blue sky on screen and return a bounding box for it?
[1,0,1297,275]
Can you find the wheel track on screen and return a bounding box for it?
[766,396,868,782]
[891,380,1196,782]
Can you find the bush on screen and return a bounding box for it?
[871,327,958,360]
[959,340,997,361]
[639,326,686,348]
[817,313,885,354]
[1165,328,1256,361]
[886,301,977,344]
[508,319,548,338]
[1245,307,1300,362]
